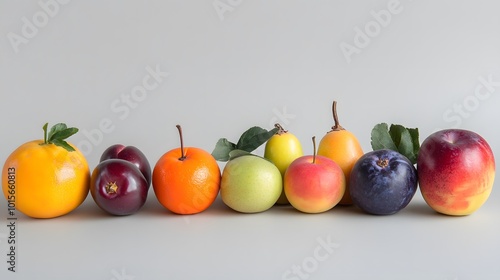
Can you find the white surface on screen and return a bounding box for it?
[1,1,500,279]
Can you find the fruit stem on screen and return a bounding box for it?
[274,123,287,135]
[43,123,48,144]
[312,136,317,164]
[331,101,345,131]
[176,124,187,161]
[105,182,118,194]
[377,158,389,168]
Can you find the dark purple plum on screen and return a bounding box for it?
[91,159,149,216]
[350,149,417,215]
[100,144,151,186]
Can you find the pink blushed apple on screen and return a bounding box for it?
[417,129,495,216]
[284,154,345,214]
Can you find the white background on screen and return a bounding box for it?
[1,1,500,279]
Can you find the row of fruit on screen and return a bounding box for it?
[1,101,495,218]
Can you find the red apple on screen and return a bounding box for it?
[417,129,495,216]
[100,144,151,186]
[284,137,346,213]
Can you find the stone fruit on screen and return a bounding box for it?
[284,137,345,213]
[2,123,90,218]
[417,129,495,216]
[350,149,417,215]
[264,124,303,205]
[153,125,221,215]
[90,159,148,216]
[318,101,364,205]
[220,154,282,213]
[100,144,152,186]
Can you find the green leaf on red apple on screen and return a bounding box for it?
[371,123,420,165]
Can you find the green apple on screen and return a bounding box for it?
[220,154,282,213]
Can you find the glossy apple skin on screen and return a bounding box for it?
[91,159,149,216]
[350,149,417,215]
[100,144,152,186]
[284,155,345,213]
[417,129,495,216]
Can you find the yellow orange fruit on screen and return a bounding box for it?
[2,139,90,218]
[318,101,364,205]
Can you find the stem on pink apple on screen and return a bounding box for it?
[312,136,317,164]
[176,125,187,161]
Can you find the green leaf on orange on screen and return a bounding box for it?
[50,127,79,141]
[50,139,76,152]
[40,123,79,152]
[47,123,68,141]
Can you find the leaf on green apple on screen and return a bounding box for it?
[236,126,267,148]
[211,138,236,161]
[228,149,251,160]
[211,126,279,162]
[236,126,279,153]
[371,123,420,165]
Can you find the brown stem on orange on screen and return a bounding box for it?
[331,101,345,131]
[312,136,317,164]
[274,123,287,135]
[176,124,187,161]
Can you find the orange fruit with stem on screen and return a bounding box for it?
[2,123,90,218]
[318,101,364,205]
[152,125,221,214]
